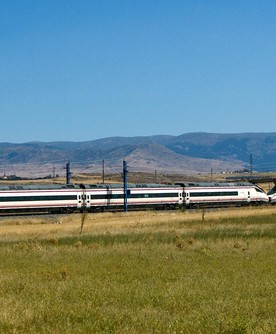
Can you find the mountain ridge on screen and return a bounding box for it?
[1,132,276,177]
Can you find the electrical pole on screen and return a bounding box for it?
[123,160,128,212]
[250,154,253,174]
[102,159,105,184]
[66,161,71,184]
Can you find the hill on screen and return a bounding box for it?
[1,132,276,178]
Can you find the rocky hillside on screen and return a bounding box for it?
[1,132,276,177]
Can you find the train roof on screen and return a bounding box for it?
[175,182,254,188]
[0,184,81,191]
[0,182,258,192]
[83,183,177,189]
[0,183,177,191]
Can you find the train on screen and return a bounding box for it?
[0,181,269,214]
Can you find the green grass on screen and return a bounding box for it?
[0,212,276,333]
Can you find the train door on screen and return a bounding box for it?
[86,194,91,209]
[77,191,90,210]
[247,190,251,203]
[77,194,82,209]
[179,191,183,205]
[184,192,190,206]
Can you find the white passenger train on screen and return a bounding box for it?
[0,181,269,214]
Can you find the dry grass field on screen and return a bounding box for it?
[0,206,276,333]
[0,205,275,240]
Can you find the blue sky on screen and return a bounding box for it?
[1,0,276,143]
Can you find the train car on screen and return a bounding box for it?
[267,186,276,204]
[85,183,184,211]
[176,182,269,208]
[0,184,84,214]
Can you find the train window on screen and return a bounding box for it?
[0,195,78,202]
[268,186,276,195]
[190,191,238,197]
[90,192,179,200]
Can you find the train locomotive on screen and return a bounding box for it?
[0,181,269,214]
[177,182,269,208]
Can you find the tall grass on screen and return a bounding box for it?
[0,209,276,333]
